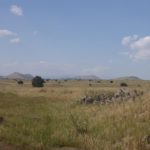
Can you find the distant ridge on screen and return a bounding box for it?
[6,72,34,80]
[0,76,5,79]
[74,75,100,80]
[0,73,143,81]
[114,76,142,80]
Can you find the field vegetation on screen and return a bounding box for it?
[0,79,150,150]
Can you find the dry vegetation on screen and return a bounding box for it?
[0,79,150,150]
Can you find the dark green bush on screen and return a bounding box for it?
[120,82,128,87]
[110,80,114,83]
[17,80,23,85]
[32,76,45,87]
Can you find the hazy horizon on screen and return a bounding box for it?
[1,0,150,79]
[0,71,146,80]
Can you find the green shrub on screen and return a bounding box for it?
[120,82,128,87]
[110,80,114,83]
[17,80,23,85]
[89,83,92,87]
[32,76,45,87]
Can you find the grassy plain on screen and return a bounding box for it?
[0,79,150,150]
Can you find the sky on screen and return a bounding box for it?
[0,0,150,79]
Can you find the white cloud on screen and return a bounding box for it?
[121,35,138,46]
[0,29,16,37]
[10,38,21,44]
[130,36,150,50]
[122,35,150,60]
[0,29,21,43]
[10,5,23,16]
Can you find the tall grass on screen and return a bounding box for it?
[0,80,149,149]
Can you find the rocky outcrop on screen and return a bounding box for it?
[80,88,144,104]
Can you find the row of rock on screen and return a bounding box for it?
[80,88,144,104]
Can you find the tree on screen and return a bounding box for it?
[32,76,45,87]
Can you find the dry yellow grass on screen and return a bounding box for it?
[0,79,149,150]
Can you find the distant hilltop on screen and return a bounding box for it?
[114,76,142,80]
[74,75,142,80]
[0,73,143,81]
[4,72,34,80]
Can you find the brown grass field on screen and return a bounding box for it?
[0,79,150,150]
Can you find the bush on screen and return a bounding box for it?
[89,83,92,87]
[32,76,45,87]
[120,82,128,87]
[110,80,114,83]
[17,80,23,85]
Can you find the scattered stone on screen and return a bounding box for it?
[80,96,94,104]
[80,88,144,104]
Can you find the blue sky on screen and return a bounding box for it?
[0,0,150,79]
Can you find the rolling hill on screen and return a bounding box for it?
[6,72,34,80]
[114,76,142,80]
